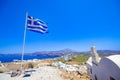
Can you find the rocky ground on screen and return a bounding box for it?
[0,66,64,80]
[0,60,90,80]
[60,69,90,80]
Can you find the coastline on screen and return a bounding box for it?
[0,54,60,63]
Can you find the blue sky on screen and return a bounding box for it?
[0,0,120,53]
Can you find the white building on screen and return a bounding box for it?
[87,46,120,80]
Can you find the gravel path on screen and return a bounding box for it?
[0,66,64,80]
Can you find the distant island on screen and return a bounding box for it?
[0,48,120,62]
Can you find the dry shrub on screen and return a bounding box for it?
[28,63,34,68]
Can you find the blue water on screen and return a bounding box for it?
[0,54,59,62]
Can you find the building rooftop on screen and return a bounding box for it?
[106,55,120,68]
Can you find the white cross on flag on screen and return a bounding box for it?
[27,16,48,34]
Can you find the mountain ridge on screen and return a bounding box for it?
[1,49,120,55]
[0,49,120,62]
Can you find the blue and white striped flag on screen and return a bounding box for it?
[27,16,48,34]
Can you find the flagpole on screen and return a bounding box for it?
[21,12,28,70]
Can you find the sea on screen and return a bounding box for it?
[0,54,59,62]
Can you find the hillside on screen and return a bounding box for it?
[0,49,120,62]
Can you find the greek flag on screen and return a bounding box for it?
[27,16,48,34]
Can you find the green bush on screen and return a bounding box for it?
[0,70,4,73]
